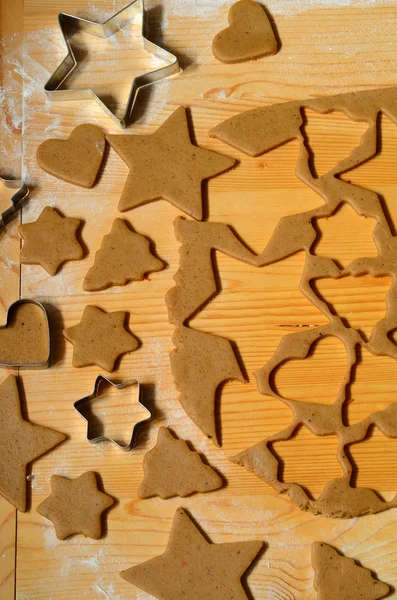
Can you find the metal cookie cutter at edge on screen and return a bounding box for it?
[0,176,29,231]
[0,299,51,369]
[74,375,152,451]
[44,0,180,128]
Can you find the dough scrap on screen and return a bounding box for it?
[120,506,262,600]
[37,471,114,540]
[36,124,105,188]
[63,305,138,372]
[312,542,389,600]
[138,427,223,499]
[0,375,66,511]
[212,0,278,64]
[206,87,397,517]
[19,206,84,276]
[83,218,163,292]
[165,217,259,444]
[0,301,49,367]
[106,106,236,220]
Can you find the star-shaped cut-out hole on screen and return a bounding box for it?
[313,274,391,342]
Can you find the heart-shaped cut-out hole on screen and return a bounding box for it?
[0,300,50,367]
[36,124,105,189]
[212,0,278,64]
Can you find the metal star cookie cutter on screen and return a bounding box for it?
[0,176,29,231]
[0,299,51,369]
[44,0,180,128]
[74,375,151,450]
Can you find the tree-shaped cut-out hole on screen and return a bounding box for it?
[303,109,369,178]
[272,425,342,500]
[349,426,397,502]
[313,203,378,269]
[313,274,391,342]
[274,336,347,404]
[341,113,397,235]
[346,347,397,426]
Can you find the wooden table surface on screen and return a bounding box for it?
[2,0,397,598]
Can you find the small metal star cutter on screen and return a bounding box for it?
[44,0,180,128]
[74,375,151,451]
[0,176,29,231]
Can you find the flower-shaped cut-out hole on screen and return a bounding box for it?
[274,336,347,404]
[272,424,343,500]
[313,203,378,269]
[302,108,369,178]
[313,274,392,342]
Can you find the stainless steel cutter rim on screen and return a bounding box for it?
[44,0,180,128]
[73,375,151,450]
[0,299,51,369]
[0,176,29,230]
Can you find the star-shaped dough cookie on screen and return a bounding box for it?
[0,375,66,512]
[63,305,138,372]
[19,206,84,276]
[120,507,262,600]
[83,218,163,292]
[106,107,236,220]
[37,471,114,540]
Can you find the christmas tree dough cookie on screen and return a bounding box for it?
[19,206,84,276]
[0,375,66,512]
[212,0,278,64]
[106,106,236,220]
[312,542,389,600]
[138,427,222,499]
[37,471,114,540]
[120,507,262,600]
[63,305,138,371]
[36,124,105,188]
[83,218,163,292]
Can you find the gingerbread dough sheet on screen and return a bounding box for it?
[312,543,389,600]
[120,507,262,600]
[138,427,222,498]
[212,0,278,64]
[83,218,163,292]
[36,124,105,188]
[0,375,66,511]
[0,301,49,367]
[169,86,397,517]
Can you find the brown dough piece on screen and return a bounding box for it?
[206,87,397,516]
[0,301,49,366]
[106,107,236,220]
[19,206,84,276]
[120,506,262,600]
[37,471,114,540]
[36,124,105,188]
[312,542,389,600]
[138,427,223,499]
[0,375,66,512]
[83,218,163,292]
[63,305,138,372]
[212,0,278,64]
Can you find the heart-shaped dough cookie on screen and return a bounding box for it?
[36,124,105,188]
[212,0,278,64]
[0,300,50,367]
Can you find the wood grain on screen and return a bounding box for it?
[1,0,397,598]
